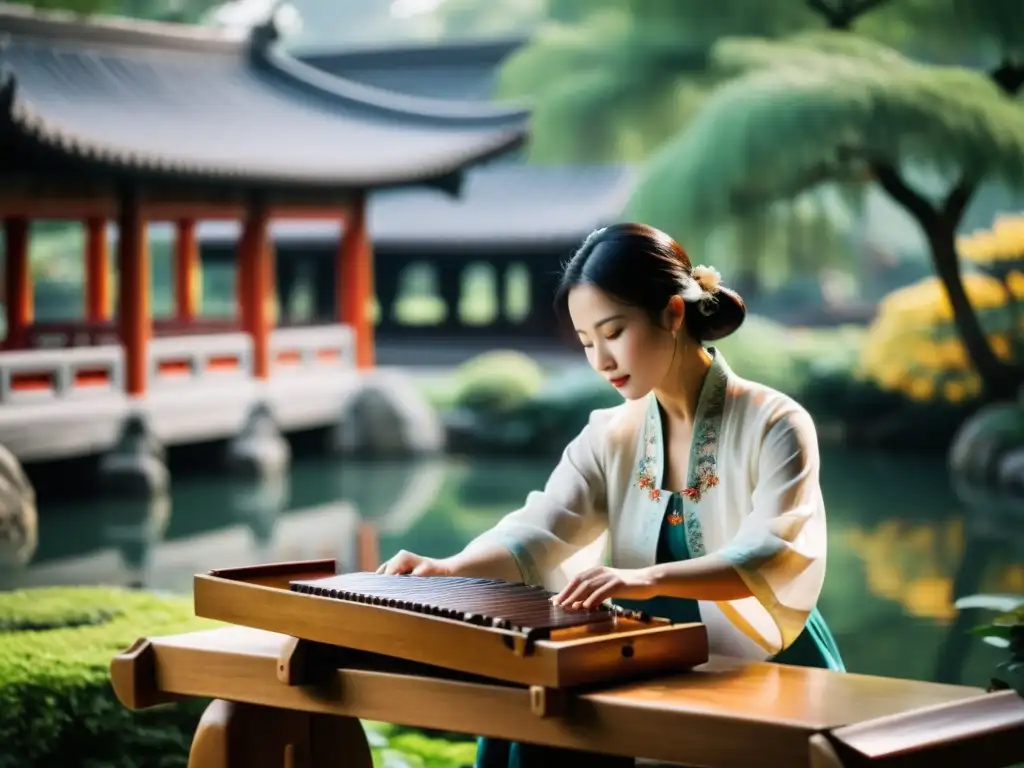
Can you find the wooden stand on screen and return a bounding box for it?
[109,625,1024,768]
[187,700,372,768]
[277,637,340,687]
[278,635,570,719]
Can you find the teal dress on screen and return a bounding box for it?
[475,492,845,768]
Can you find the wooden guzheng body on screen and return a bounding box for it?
[193,559,709,692]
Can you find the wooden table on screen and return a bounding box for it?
[110,626,1024,768]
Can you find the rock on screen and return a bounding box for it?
[227,404,291,480]
[952,475,1024,558]
[0,443,37,569]
[997,449,1024,493]
[98,416,168,498]
[333,370,445,457]
[948,400,1024,489]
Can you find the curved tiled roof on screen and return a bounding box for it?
[298,36,525,102]
[145,36,634,250]
[0,4,529,190]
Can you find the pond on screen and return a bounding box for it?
[3,446,1019,691]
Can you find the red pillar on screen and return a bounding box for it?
[175,218,199,322]
[117,191,150,397]
[3,217,31,349]
[240,204,271,379]
[338,194,374,369]
[85,217,111,321]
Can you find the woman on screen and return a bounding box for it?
[378,223,845,767]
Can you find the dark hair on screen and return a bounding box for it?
[554,223,746,342]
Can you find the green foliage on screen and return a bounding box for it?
[625,32,1024,240]
[712,29,910,74]
[954,593,1024,696]
[0,591,118,631]
[492,0,1022,165]
[0,587,219,768]
[0,588,485,768]
[956,594,1024,645]
[496,11,702,162]
[495,0,820,163]
[368,723,477,768]
[450,350,546,415]
[714,315,865,396]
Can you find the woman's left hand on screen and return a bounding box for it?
[551,566,660,611]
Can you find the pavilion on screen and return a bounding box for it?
[183,36,635,359]
[0,3,528,462]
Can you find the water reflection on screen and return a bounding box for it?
[0,446,1017,689]
[934,478,1024,685]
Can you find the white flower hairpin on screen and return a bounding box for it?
[691,265,722,293]
[690,265,723,316]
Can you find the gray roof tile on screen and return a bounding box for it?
[0,4,528,189]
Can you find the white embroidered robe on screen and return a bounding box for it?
[464,349,828,661]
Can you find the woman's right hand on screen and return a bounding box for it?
[376,549,454,577]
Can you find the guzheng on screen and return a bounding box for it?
[289,572,652,643]
[193,559,709,690]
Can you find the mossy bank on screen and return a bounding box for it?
[0,587,218,768]
[0,587,476,768]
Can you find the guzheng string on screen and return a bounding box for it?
[290,573,649,634]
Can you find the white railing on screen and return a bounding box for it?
[0,345,124,404]
[148,333,254,390]
[0,324,356,402]
[269,325,356,373]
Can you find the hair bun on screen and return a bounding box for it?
[694,285,746,341]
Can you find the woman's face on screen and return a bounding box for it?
[567,283,682,400]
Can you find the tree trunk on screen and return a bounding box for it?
[926,216,1020,401]
[807,0,1024,404]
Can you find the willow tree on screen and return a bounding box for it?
[496,0,822,163]
[626,0,1024,400]
[496,0,859,300]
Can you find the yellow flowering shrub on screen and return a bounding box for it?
[958,212,1024,275]
[858,269,1023,404]
[799,214,1023,450]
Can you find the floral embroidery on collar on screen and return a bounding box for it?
[636,423,661,502]
[682,382,725,504]
[635,349,729,556]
